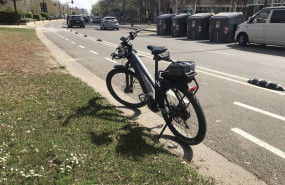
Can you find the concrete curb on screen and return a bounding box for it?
[36,23,267,185]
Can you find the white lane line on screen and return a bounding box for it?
[231,128,285,159]
[89,50,98,55]
[71,41,76,44]
[233,102,285,121]
[209,51,234,56]
[196,69,285,96]
[196,66,248,81]
[105,57,118,64]
[78,45,85,49]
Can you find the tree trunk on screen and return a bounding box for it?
[264,0,268,7]
[122,0,126,25]
[193,0,197,14]
[13,0,18,26]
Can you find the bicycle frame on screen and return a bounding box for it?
[128,51,159,102]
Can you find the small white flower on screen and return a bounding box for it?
[29,170,35,174]
[22,174,26,177]
[66,165,72,169]
[26,130,31,133]
[41,166,44,170]
[11,168,13,171]
[35,148,39,153]
[20,171,24,174]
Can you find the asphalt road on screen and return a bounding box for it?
[43,21,285,185]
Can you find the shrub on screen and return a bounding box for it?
[40,12,50,20]
[19,18,33,23]
[26,12,33,18]
[33,14,41,21]
[0,8,22,23]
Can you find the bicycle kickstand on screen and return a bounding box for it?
[156,124,168,142]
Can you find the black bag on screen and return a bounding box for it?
[161,61,196,83]
[167,61,195,76]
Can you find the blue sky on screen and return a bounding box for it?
[59,0,98,13]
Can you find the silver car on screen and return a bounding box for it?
[100,17,119,30]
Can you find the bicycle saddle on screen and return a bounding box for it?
[147,45,168,55]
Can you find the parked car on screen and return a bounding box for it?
[100,17,119,30]
[235,6,285,47]
[82,16,89,23]
[67,15,85,28]
[93,16,101,23]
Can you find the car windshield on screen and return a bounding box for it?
[71,16,82,20]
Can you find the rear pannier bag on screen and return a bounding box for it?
[161,61,196,83]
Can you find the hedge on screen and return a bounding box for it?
[0,8,22,23]
[26,12,33,18]
[40,12,50,20]
[33,14,42,21]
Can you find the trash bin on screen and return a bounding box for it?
[171,13,191,37]
[157,14,175,35]
[209,12,244,42]
[187,13,212,40]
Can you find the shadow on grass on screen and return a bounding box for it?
[63,97,123,126]
[115,124,170,160]
[90,131,113,146]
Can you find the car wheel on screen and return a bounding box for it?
[238,33,248,46]
[83,25,85,28]
[117,28,119,30]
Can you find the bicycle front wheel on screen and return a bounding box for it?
[106,68,147,108]
[159,86,206,145]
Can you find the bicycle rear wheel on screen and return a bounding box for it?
[158,85,206,145]
[106,68,147,108]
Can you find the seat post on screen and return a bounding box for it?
[154,58,159,84]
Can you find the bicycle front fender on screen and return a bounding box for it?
[114,65,135,73]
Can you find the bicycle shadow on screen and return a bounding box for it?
[63,97,193,162]
[158,135,193,162]
[116,106,142,121]
[63,97,124,126]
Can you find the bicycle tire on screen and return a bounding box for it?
[158,83,206,145]
[106,68,147,108]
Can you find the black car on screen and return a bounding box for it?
[67,15,85,28]
[82,16,89,23]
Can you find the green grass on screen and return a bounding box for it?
[0,27,213,184]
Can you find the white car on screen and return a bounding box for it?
[235,6,285,47]
[100,17,119,30]
[93,16,101,23]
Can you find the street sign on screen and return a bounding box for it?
[40,3,47,12]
